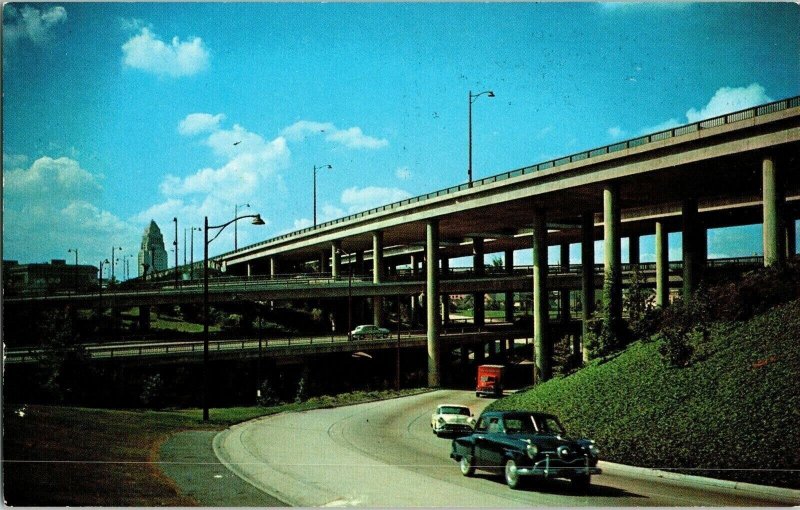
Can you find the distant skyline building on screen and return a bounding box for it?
[138,220,168,276]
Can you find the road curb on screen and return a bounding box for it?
[599,461,800,504]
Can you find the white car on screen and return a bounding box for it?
[431,404,476,437]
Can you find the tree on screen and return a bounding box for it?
[34,309,93,404]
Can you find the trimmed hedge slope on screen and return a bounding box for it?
[488,299,800,488]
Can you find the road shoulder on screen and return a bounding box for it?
[159,430,289,507]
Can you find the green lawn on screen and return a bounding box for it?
[488,298,800,489]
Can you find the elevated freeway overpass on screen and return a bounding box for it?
[214,96,800,385]
[6,97,799,387]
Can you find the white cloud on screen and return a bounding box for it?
[281,121,335,142]
[326,127,389,150]
[2,155,137,265]
[178,113,225,136]
[122,27,209,77]
[686,84,772,123]
[3,5,66,46]
[633,82,772,137]
[4,156,101,200]
[281,120,389,150]
[395,166,412,180]
[138,116,292,253]
[340,186,411,214]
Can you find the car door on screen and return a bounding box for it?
[475,416,504,471]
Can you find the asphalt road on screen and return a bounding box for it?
[214,390,793,507]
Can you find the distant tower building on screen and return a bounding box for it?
[138,220,169,276]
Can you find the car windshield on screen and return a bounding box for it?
[440,406,470,416]
[504,414,565,435]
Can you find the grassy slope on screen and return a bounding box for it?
[2,388,429,506]
[488,299,800,489]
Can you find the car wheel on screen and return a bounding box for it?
[459,455,475,477]
[571,474,591,492]
[504,459,523,489]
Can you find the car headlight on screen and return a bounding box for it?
[588,443,600,457]
[526,443,539,459]
[438,417,445,424]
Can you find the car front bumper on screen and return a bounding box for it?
[437,423,473,434]
[516,455,602,478]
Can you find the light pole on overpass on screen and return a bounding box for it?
[468,89,495,187]
[313,164,332,227]
[203,212,265,421]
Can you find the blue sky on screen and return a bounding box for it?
[3,2,799,275]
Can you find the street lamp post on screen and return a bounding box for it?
[111,246,122,285]
[313,164,332,227]
[173,217,179,288]
[468,89,495,187]
[234,203,250,250]
[98,258,109,316]
[68,248,78,292]
[189,227,200,280]
[124,253,134,280]
[203,212,265,421]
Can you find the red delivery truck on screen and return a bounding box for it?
[476,364,504,397]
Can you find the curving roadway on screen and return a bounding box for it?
[213,390,794,507]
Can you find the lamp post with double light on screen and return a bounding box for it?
[313,164,332,227]
[468,89,495,187]
[203,212,265,421]
[111,246,122,285]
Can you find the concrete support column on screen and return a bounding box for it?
[319,251,328,274]
[504,249,515,323]
[581,212,595,363]
[472,238,485,328]
[604,183,622,326]
[269,257,278,279]
[461,344,470,365]
[409,254,419,326]
[762,157,785,267]
[441,256,450,325]
[139,305,151,332]
[331,241,342,278]
[655,221,669,308]
[426,220,441,387]
[474,344,485,362]
[532,208,550,383]
[629,235,640,266]
[682,198,701,300]
[373,231,384,326]
[355,251,365,275]
[560,243,570,324]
